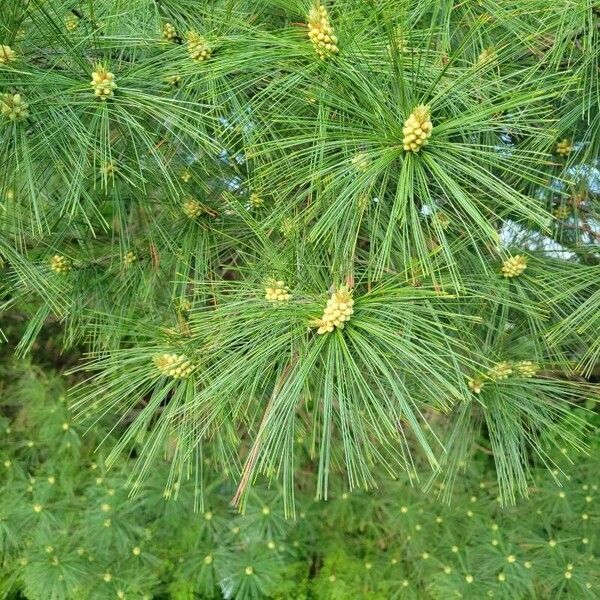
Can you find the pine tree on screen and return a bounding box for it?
[1,2,599,596]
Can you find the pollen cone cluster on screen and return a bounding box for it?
[249,193,264,208]
[313,285,354,334]
[476,47,496,66]
[468,377,484,394]
[307,4,339,60]
[183,198,204,219]
[488,361,513,381]
[554,204,570,220]
[187,32,212,62]
[501,255,527,278]
[280,218,296,238]
[1,93,29,121]
[91,66,117,100]
[555,138,572,157]
[65,15,79,31]
[468,360,539,394]
[153,353,195,379]
[165,74,182,87]
[265,279,292,302]
[351,153,370,172]
[0,45,15,64]
[514,360,538,378]
[162,22,177,42]
[402,105,433,152]
[50,255,71,274]
[123,251,137,266]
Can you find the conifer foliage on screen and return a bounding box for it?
[1,362,600,599]
[1,0,600,581]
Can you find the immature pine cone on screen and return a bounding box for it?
[0,45,15,64]
[265,279,292,302]
[313,285,354,334]
[187,32,212,62]
[402,105,433,152]
[501,255,527,278]
[50,255,71,274]
[307,4,339,60]
[91,66,117,100]
[153,353,195,379]
[1,94,29,121]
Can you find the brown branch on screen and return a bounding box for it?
[231,353,298,508]
[149,243,160,269]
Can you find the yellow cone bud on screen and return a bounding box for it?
[265,278,292,302]
[402,105,432,153]
[553,204,570,220]
[165,74,182,87]
[50,255,72,274]
[488,361,513,381]
[468,377,484,394]
[279,217,296,238]
[249,193,264,208]
[183,198,204,219]
[555,139,572,157]
[162,22,177,42]
[1,93,29,121]
[90,66,117,100]
[123,251,137,266]
[476,47,496,66]
[100,161,117,177]
[351,153,370,172]
[312,285,354,334]
[153,353,195,379]
[0,45,16,64]
[501,255,527,278]
[514,360,537,378]
[187,31,212,62]
[65,15,79,31]
[307,5,339,60]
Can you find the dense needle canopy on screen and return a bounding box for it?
[0,0,599,514]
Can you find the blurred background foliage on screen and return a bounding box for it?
[0,356,599,600]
